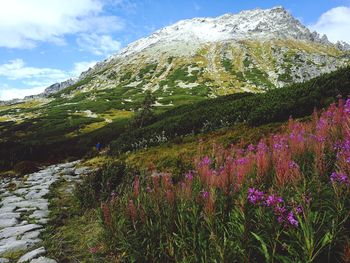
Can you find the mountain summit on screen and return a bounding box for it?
[116,6,332,59]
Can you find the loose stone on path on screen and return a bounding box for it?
[0,161,86,262]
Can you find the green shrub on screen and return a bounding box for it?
[75,161,130,210]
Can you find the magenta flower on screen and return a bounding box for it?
[287,212,298,227]
[247,188,265,204]
[330,172,349,184]
[265,194,283,207]
[201,156,211,166]
[185,171,194,180]
[201,191,209,199]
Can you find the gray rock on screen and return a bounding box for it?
[0,258,9,263]
[0,239,37,256]
[0,207,16,214]
[0,224,42,239]
[0,218,17,229]
[30,257,57,263]
[74,167,91,175]
[18,247,46,263]
[0,213,21,220]
[21,230,42,240]
[29,210,49,220]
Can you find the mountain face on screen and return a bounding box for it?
[1,6,350,120]
[44,6,349,105]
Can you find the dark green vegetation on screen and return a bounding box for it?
[109,67,350,154]
[1,67,350,173]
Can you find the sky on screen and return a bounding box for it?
[0,0,350,100]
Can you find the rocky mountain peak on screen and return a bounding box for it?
[113,6,332,60]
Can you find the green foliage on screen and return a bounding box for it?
[110,67,350,154]
[130,91,156,128]
[222,57,233,72]
[75,161,128,210]
[138,63,158,79]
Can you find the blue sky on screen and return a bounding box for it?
[0,0,350,100]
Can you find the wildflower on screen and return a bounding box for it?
[265,194,283,207]
[133,176,140,197]
[330,172,349,184]
[146,186,152,193]
[247,144,255,152]
[201,190,209,199]
[287,211,298,227]
[201,156,211,166]
[128,199,137,223]
[89,246,98,254]
[185,171,194,180]
[288,161,299,169]
[247,188,265,204]
[295,206,302,214]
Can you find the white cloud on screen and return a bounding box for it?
[309,6,350,44]
[77,34,121,56]
[0,0,124,48]
[0,59,100,100]
[0,59,68,85]
[0,85,46,100]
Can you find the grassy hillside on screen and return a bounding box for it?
[1,67,350,173]
[109,67,350,154]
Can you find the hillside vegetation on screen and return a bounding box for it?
[73,97,350,262]
[1,67,350,173]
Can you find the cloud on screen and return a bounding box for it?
[0,0,124,48]
[0,59,100,100]
[309,6,350,44]
[0,85,46,100]
[0,59,68,85]
[77,34,122,56]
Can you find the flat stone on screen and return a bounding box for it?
[21,230,42,240]
[10,200,48,211]
[13,188,29,195]
[74,167,90,175]
[0,213,21,220]
[30,257,57,263]
[0,258,9,263]
[0,196,24,205]
[0,239,32,256]
[0,224,42,239]
[29,210,49,220]
[0,218,17,229]
[18,247,46,263]
[0,206,16,214]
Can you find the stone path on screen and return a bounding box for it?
[0,161,90,263]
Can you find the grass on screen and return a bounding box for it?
[42,178,108,262]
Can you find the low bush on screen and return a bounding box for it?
[75,160,133,210]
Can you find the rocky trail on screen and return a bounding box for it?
[0,161,91,263]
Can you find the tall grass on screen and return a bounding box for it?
[100,99,350,262]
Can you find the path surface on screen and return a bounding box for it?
[0,161,90,263]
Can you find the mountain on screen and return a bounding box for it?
[1,6,350,171]
[37,6,347,108]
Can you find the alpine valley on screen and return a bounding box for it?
[1,4,350,262]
